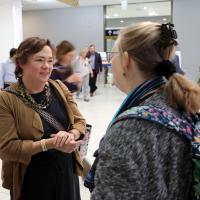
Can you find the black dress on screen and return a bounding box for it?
[20,84,81,200]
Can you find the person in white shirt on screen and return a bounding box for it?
[74,48,93,101]
[0,48,17,89]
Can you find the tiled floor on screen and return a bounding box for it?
[0,81,125,200]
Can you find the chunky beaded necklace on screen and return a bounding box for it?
[17,82,51,110]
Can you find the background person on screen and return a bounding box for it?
[0,37,86,200]
[172,53,185,75]
[86,44,102,96]
[74,47,93,101]
[0,48,17,89]
[51,40,82,92]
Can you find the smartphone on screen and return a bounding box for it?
[80,124,92,158]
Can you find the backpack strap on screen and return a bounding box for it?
[113,105,200,158]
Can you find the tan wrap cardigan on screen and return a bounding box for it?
[0,79,86,200]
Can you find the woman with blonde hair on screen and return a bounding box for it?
[91,22,200,199]
[74,47,93,101]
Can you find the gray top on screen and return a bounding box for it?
[91,90,192,200]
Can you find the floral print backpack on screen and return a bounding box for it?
[116,105,200,199]
[85,105,200,199]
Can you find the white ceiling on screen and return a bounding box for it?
[22,0,170,11]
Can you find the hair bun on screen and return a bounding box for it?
[155,60,176,79]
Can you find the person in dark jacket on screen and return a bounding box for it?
[91,22,200,200]
[86,44,102,96]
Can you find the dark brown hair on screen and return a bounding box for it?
[56,40,75,62]
[9,48,17,58]
[14,37,54,78]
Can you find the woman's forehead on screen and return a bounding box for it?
[31,47,53,57]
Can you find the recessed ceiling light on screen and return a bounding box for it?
[114,13,119,17]
[149,11,156,16]
[155,13,158,16]
[120,20,124,23]
[163,18,167,21]
[143,6,147,10]
[106,15,110,19]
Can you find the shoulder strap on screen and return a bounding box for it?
[113,105,200,159]
[114,105,193,139]
[4,87,65,132]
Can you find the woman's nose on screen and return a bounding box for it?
[43,61,51,68]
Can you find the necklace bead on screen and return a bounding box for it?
[17,83,51,109]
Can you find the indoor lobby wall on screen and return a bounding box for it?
[23,6,104,52]
[173,0,200,81]
[0,0,22,62]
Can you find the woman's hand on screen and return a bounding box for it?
[55,140,82,153]
[69,129,81,140]
[51,131,75,147]
[50,131,82,153]
[66,73,82,83]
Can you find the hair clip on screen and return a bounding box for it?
[159,23,178,46]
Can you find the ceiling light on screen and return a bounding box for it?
[121,0,127,10]
[163,18,167,21]
[120,20,124,23]
[143,6,147,10]
[149,11,155,16]
[114,13,119,17]
[106,15,110,19]
[148,9,157,16]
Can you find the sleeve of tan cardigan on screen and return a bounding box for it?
[56,80,86,135]
[0,94,33,165]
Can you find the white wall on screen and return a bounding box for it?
[0,1,13,61]
[0,0,22,61]
[23,6,104,53]
[173,0,200,81]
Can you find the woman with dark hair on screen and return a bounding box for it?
[0,37,86,200]
[51,40,82,92]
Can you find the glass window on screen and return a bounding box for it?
[105,1,172,52]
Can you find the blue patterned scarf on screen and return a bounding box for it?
[110,76,166,125]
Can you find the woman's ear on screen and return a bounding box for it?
[121,51,130,71]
